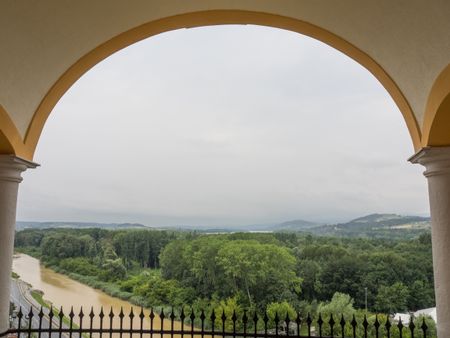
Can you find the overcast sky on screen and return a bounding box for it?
[17,25,429,226]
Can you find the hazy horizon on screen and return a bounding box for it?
[16,210,431,229]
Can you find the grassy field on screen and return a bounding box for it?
[30,290,78,329]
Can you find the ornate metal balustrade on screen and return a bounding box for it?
[0,306,433,338]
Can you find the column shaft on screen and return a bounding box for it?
[410,147,450,338]
[0,155,37,333]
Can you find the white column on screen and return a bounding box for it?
[0,155,38,333]
[410,146,450,337]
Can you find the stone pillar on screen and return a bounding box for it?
[0,155,38,333]
[410,146,450,337]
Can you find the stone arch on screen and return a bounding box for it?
[0,105,29,158]
[6,10,421,159]
[422,63,450,146]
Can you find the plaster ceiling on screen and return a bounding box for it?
[1,0,450,157]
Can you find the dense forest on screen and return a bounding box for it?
[15,228,436,336]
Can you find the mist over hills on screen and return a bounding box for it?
[16,213,430,239]
[15,221,148,231]
[171,219,323,233]
[307,213,430,238]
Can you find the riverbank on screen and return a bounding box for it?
[11,253,179,330]
[14,249,159,310]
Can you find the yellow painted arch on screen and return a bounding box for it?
[0,105,31,158]
[422,63,450,147]
[2,10,423,159]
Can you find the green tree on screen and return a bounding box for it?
[213,296,244,331]
[100,258,127,281]
[216,240,300,307]
[296,259,321,300]
[375,282,409,313]
[317,292,355,318]
[408,280,435,310]
[266,301,296,328]
[318,254,366,305]
[316,293,356,337]
[160,239,191,280]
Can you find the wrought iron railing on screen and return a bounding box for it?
[0,306,433,338]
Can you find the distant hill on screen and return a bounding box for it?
[334,213,429,230]
[273,219,322,231]
[16,213,431,239]
[189,219,322,233]
[306,213,430,239]
[16,221,149,231]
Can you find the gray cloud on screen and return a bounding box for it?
[17,25,428,226]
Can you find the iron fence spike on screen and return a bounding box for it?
[274,311,279,323]
[421,317,428,333]
[374,314,380,328]
[363,314,368,328]
[398,317,404,338]
[340,314,345,327]
[409,317,416,332]
[243,310,248,323]
[221,309,226,321]
[385,315,392,331]
[317,312,323,323]
[351,314,357,327]
[317,312,323,334]
[150,307,155,319]
[328,313,335,337]
[253,311,258,323]
[329,313,335,326]
[306,312,312,325]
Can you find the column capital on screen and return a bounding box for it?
[0,155,39,183]
[409,146,450,177]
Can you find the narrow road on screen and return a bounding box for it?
[10,278,71,338]
[10,279,48,332]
